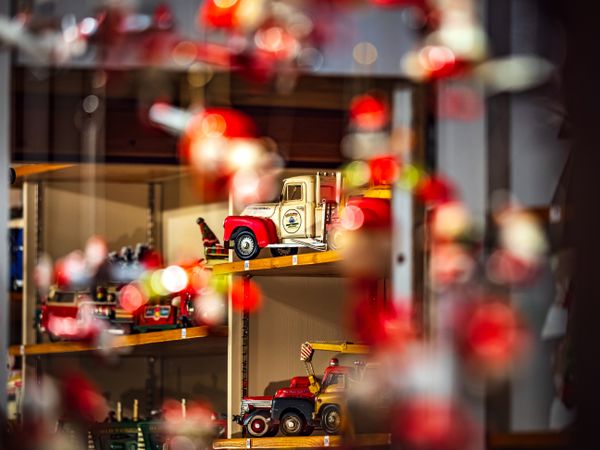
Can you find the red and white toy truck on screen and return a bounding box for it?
[223,172,390,260]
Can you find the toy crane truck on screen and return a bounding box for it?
[234,341,369,437]
[224,172,342,260]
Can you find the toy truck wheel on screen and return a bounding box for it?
[279,411,305,436]
[246,412,272,438]
[321,405,342,435]
[234,230,260,260]
[269,247,298,257]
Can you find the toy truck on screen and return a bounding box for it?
[224,173,392,260]
[234,341,369,437]
[224,172,342,260]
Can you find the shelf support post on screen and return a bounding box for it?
[0,0,11,415]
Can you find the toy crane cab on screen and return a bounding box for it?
[224,172,342,260]
[298,341,370,435]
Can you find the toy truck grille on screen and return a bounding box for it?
[240,398,273,414]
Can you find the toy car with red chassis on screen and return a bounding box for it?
[223,173,390,260]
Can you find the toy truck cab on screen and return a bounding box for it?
[235,376,313,438]
[224,173,341,260]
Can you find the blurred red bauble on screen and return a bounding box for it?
[392,397,474,450]
[349,93,390,131]
[200,0,241,29]
[416,175,455,206]
[458,300,527,376]
[369,155,400,185]
[352,292,414,348]
[61,373,109,423]
[231,278,263,312]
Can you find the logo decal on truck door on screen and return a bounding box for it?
[283,210,302,233]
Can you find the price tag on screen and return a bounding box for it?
[292,255,298,265]
[324,435,330,447]
[244,261,250,271]
[181,328,187,339]
[246,438,252,449]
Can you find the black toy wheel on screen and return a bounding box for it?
[269,247,298,257]
[280,411,305,436]
[234,230,260,260]
[246,413,271,438]
[321,405,342,435]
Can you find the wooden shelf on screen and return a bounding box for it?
[213,434,391,449]
[488,431,570,449]
[9,325,227,357]
[212,251,343,277]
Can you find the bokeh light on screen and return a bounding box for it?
[369,155,400,185]
[349,93,389,131]
[162,265,190,293]
[231,278,263,312]
[119,283,147,313]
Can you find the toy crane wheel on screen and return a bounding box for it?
[269,247,298,258]
[246,412,272,438]
[280,411,305,436]
[234,230,260,260]
[321,405,342,435]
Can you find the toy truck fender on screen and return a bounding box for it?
[223,216,279,247]
[271,397,315,424]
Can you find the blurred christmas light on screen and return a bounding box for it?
[195,289,227,325]
[475,55,554,94]
[119,283,147,312]
[458,300,528,377]
[341,205,366,231]
[352,294,415,348]
[344,160,371,187]
[349,93,390,131]
[418,45,457,78]
[431,201,470,241]
[172,40,198,66]
[84,235,108,271]
[231,278,263,312]
[162,265,189,293]
[393,397,474,450]
[150,269,169,296]
[369,155,400,185]
[353,41,378,65]
[61,373,109,424]
[498,210,547,264]
[430,243,474,286]
[416,175,455,205]
[398,164,423,190]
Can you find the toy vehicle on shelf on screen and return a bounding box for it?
[223,172,391,260]
[234,341,370,437]
[38,285,198,340]
[88,398,226,450]
[37,285,134,341]
[134,292,196,332]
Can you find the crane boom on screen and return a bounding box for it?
[299,341,370,395]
